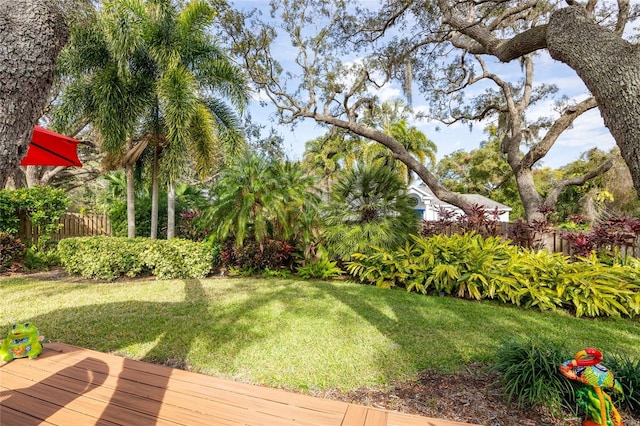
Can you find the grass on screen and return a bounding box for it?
[1,276,639,391]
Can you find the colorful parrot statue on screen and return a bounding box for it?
[559,348,625,426]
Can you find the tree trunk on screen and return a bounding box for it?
[25,165,41,188]
[515,169,544,222]
[126,162,136,238]
[167,182,175,239]
[547,6,640,198]
[150,145,159,239]
[0,0,68,188]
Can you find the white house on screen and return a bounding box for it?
[408,184,512,222]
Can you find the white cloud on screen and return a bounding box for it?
[555,109,615,149]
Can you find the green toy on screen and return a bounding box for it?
[0,322,45,362]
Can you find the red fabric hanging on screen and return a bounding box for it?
[20,126,82,167]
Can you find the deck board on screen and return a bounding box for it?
[1,342,479,426]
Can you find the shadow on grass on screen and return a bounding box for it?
[1,277,639,390]
[1,279,330,370]
[311,281,640,374]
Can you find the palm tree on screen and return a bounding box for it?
[54,0,249,238]
[202,154,318,248]
[105,0,248,239]
[322,163,418,260]
[302,130,361,196]
[362,119,437,184]
[54,5,155,237]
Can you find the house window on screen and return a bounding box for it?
[414,209,425,220]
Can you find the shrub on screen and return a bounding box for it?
[559,253,640,318]
[322,163,418,259]
[604,353,640,415]
[57,237,212,280]
[22,247,60,271]
[202,237,222,269]
[0,232,25,272]
[346,233,640,318]
[263,267,293,278]
[296,246,343,280]
[562,215,640,261]
[347,233,515,298]
[220,238,295,271]
[346,243,417,289]
[0,186,68,248]
[492,336,576,415]
[138,239,213,280]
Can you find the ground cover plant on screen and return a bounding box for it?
[1,276,639,394]
[346,233,640,318]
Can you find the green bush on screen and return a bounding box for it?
[604,353,640,415]
[0,186,68,248]
[138,239,213,280]
[57,236,213,280]
[347,233,515,296]
[492,336,576,415]
[22,247,60,271]
[296,246,343,280]
[346,243,417,289]
[345,233,640,318]
[559,253,640,318]
[0,232,25,272]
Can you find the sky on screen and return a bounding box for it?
[230,1,619,170]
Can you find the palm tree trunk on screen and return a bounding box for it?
[126,162,136,238]
[150,145,159,239]
[167,181,175,239]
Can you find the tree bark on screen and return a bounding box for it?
[546,6,640,198]
[150,145,159,239]
[126,162,136,238]
[167,182,175,239]
[0,0,68,188]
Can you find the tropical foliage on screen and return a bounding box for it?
[604,352,640,415]
[295,245,343,279]
[0,186,68,247]
[100,172,209,239]
[492,336,577,413]
[54,0,249,238]
[346,233,640,318]
[201,153,319,248]
[322,163,418,260]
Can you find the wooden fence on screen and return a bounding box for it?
[16,215,640,258]
[423,222,640,258]
[19,213,111,245]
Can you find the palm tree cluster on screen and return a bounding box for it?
[201,154,319,250]
[54,0,249,238]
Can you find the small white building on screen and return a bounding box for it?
[408,184,512,222]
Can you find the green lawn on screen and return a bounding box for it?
[1,276,639,391]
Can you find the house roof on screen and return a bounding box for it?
[410,184,512,212]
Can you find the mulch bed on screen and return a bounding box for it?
[309,366,640,426]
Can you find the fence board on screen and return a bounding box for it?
[19,213,111,245]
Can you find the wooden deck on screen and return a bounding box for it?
[0,343,478,426]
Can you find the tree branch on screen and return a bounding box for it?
[439,0,549,62]
[544,155,614,207]
[521,96,598,168]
